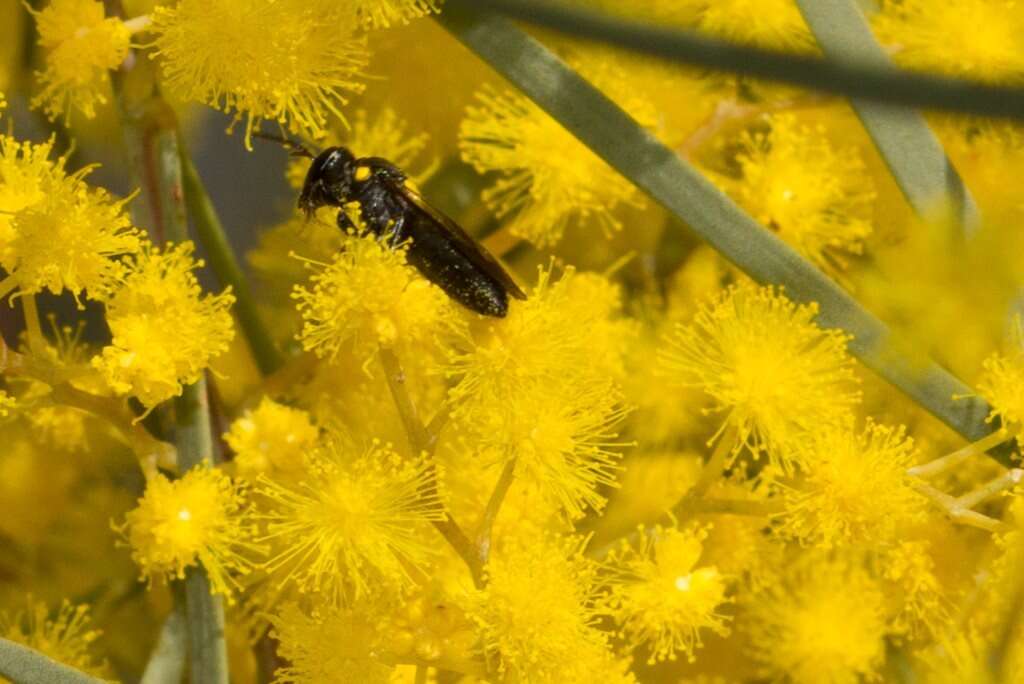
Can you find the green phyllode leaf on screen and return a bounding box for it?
[795,0,980,233]
[436,4,1011,464]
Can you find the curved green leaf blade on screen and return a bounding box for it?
[436,6,1010,463]
[796,0,980,232]
[0,638,105,684]
[449,0,1024,121]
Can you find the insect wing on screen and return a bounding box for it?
[388,180,527,300]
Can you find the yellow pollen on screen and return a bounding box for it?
[354,166,371,182]
[675,575,692,592]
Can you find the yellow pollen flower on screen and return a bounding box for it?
[780,422,926,547]
[607,525,730,664]
[724,114,875,276]
[746,554,887,683]
[151,0,369,147]
[466,536,612,683]
[93,242,235,408]
[29,0,131,121]
[881,541,951,640]
[225,397,319,482]
[659,283,859,468]
[445,265,630,424]
[0,599,109,679]
[348,0,441,30]
[977,316,1024,443]
[459,63,654,247]
[6,183,140,300]
[270,603,392,684]
[473,380,629,520]
[121,467,259,599]
[258,440,445,604]
[0,134,140,300]
[697,0,815,51]
[874,0,1024,84]
[293,233,466,365]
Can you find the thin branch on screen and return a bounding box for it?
[911,480,1009,534]
[688,425,738,501]
[0,339,176,474]
[447,0,1024,121]
[380,348,429,453]
[179,151,284,375]
[477,459,517,566]
[109,6,229,682]
[908,428,1016,478]
[50,383,176,474]
[0,637,106,684]
[679,94,831,159]
[140,602,187,684]
[955,469,1024,511]
[425,404,452,457]
[379,348,484,587]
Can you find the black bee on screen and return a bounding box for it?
[259,134,526,317]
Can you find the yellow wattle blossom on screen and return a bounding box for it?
[607,525,730,663]
[881,541,951,640]
[780,422,926,547]
[224,398,318,482]
[92,242,235,408]
[874,0,1024,84]
[473,379,629,520]
[459,54,657,248]
[0,599,109,679]
[746,554,888,683]
[29,0,131,121]
[659,283,860,468]
[293,233,466,365]
[270,603,392,684]
[977,316,1024,443]
[151,0,369,146]
[349,0,441,31]
[446,265,630,424]
[0,134,141,299]
[121,467,258,599]
[258,440,445,604]
[465,536,615,683]
[722,114,875,275]
[695,0,814,51]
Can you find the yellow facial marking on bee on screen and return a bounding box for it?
[354,165,371,182]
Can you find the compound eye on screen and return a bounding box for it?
[319,150,349,185]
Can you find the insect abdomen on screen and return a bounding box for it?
[402,213,509,317]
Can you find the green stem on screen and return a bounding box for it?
[140,597,187,684]
[179,151,284,375]
[145,113,230,684]
[477,458,517,567]
[0,637,105,684]
[20,293,44,355]
[379,348,484,588]
[447,0,1024,121]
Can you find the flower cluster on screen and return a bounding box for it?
[3,1,1024,683]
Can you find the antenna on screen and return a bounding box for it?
[252,131,314,158]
